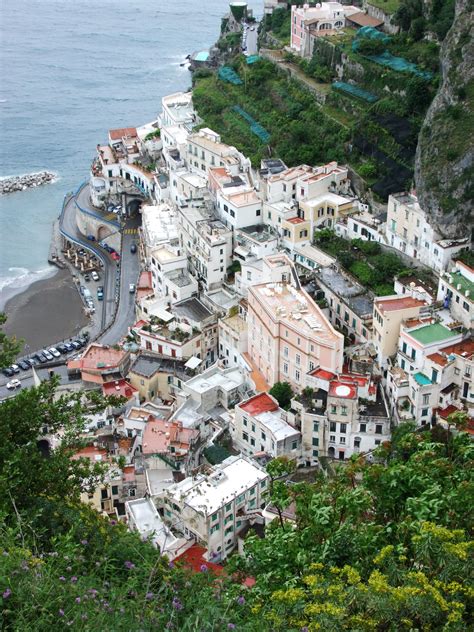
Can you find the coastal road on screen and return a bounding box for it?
[0,364,75,401]
[99,215,140,346]
[61,185,120,331]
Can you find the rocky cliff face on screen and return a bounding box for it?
[415,0,474,238]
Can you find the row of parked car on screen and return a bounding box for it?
[2,337,88,378]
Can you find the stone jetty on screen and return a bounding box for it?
[0,171,56,194]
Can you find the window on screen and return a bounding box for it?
[225,503,232,512]
[375,424,383,434]
[359,423,366,433]
[111,485,119,496]
[341,406,347,416]
[261,431,266,441]
[249,487,255,496]
[243,417,248,427]
[411,349,416,360]
[291,440,298,450]
[212,513,219,522]
[313,421,319,432]
[340,423,347,434]
[224,514,233,524]
[251,423,256,433]
[354,437,361,449]
[402,342,407,354]
[331,405,337,414]
[250,437,255,446]
[340,436,346,444]
[283,346,289,358]
[422,394,430,405]
[283,362,288,374]
[374,440,381,446]
[330,422,336,432]
[243,432,248,442]
[210,524,220,534]
[312,437,319,446]
[230,210,235,218]
[256,209,261,216]
[295,369,300,382]
[313,449,319,457]
[421,408,429,417]
[295,354,301,365]
[329,435,336,443]
[432,369,438,382]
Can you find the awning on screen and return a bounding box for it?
[185,356,202,370]
[234,246,250,258]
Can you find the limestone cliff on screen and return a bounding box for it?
[415,0,474,238]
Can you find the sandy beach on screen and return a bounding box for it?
[2,267,89,353]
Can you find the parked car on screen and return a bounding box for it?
[10,364,20,374]
[63,342,74,352]
[6,379,22,390]
[33,352,47,364]
[91,271,100,282]
[25,358,36,367]
[71,341,82,350]
[84,274,91,282]
[18,360,31,371]
[129,283,136,293]
[130,243,137,254]
[97,286,104,300]
[48,347,61,358]
[42,350,53,361]
[86,234,95,241]
[80,285,86,295]
[111,252,120,262]
[56,344,68,354]
[2,367,14,377]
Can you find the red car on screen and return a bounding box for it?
[111,252,121,262]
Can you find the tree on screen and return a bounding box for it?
[0,312,23,368]
[269,381,294,409]
[0,376,124,517]
[266,456,297,528]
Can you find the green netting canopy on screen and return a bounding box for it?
[218,66,243,85]
[246,55,261,65]
[232,105,270,142]
[332,81,378,103]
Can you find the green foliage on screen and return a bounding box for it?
[454,248,474,268]
[144,129,160,141]
[357,38,387,56]
[0,313,23,368]
[269,381,294,409]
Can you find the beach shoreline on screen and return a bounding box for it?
[2,267,90,354]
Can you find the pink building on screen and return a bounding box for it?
[247,256,343,391]
[291,3,359,57]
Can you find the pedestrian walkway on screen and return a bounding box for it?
[123,228,138,235]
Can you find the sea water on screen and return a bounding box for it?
[0,0,260,300]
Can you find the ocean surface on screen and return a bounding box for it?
[0,0,260,299]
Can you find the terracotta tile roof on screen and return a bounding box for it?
[287,216,305,225]
[109,127,138,141]
[310,368,336,380]
[346,11,384,27]
[440,338,474,359]
[427,352,449,367]
[376,296,425,313]
[239,393,278,416]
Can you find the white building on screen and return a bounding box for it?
[232,393,301,458]
[209,168,262,230]
[177,200,233,291]
[186,128,250,178]
[437,260,474,329]
[386,192,470,273]
[158,455,269,561]
[218,313,248,368]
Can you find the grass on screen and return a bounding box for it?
[366,0,401,14]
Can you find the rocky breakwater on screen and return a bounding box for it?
[0,171,56,194]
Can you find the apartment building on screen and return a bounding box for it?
[177,199,233,291]
[209,168,262,230]
[317,266,374,343]
[373,295,427,367]
[397,319,463,374]
[437,260,474,329]
[232,393,302,458]
[140,202,179,258]
[386,193,470,273]
[185,127,250,178]
[218,313,248,368]
[67,344,131,385]
[335,210,387,243]
[248,255,344,391]
[142,415,199,473]
[158,455,269,562]
[128,353,191,402]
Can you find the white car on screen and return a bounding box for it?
[42,349,53,361]
[49,347,61,358]
[7,379,21,390]
[129,283,136,293]
[91,271,99,282]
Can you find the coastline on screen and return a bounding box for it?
[2,267,89,353]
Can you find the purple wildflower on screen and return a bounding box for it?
[237,596,245,606]
[228,625,236,630]
[59,576,66,582]
[301,628,309,632]
[80,539,88,546]
[75,597,81,604]
[124,560,135,570]
[200,564,208,572]
[172,597,183,611]
[70,576,78,584]
[146,592,154,600]
[59,609,65,617]
[110,520,117,526]
[3,588,11,599]
[168,561,175,569]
